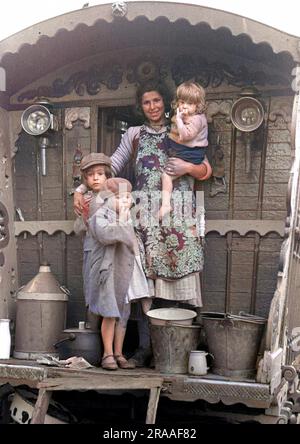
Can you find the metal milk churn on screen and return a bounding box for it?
[0,319,11,359]
[14,264,69,360]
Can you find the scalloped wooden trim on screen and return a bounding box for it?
[1,2,299,62]
[14,221,75,236]
[14,220,285,237]
[205,220,284,237]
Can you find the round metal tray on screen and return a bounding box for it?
[231,96,264,132]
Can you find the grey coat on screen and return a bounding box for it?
[87,202,135,321]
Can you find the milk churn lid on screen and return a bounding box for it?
[17,264,69,301]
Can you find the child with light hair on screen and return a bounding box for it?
[87,178,151,370]
[159,81,208,220]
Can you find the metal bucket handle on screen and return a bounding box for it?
[53,333,76,348]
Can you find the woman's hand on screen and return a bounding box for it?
[165,156,212,181]
[74,192,85,216]
[165,157,190,176]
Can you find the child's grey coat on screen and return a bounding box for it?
[87,201,135,322]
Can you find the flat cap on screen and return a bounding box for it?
[80,152,112,171]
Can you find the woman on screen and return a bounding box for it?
[74,81,212,365]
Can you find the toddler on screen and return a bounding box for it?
[159,82,208,219]
[87,178,151,370]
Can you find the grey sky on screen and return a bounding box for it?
[0,0,300,42]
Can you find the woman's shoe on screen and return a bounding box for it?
[101,354,118,370]
[114,355,136,369]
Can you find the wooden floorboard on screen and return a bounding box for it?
[0,359,272,413]
[0,358,257,383]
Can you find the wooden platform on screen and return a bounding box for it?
[0,359,272,424]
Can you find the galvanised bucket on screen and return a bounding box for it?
[150,324,201,374]
[201,312,266,378]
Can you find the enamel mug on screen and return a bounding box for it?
[188,350,212,376]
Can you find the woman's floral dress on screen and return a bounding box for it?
[134,125,204,281]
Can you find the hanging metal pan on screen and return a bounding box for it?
[231,96,264,132]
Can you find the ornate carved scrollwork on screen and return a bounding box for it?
[0,202,9,250]
[171,55,289,88]
[282,365,297,383]
[127,59,168,85]
[18,65,124,102]
[65,108,91,130]
[17,53,290,103]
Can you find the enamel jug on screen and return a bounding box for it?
[0,319,11,359]
[188,350,213,376]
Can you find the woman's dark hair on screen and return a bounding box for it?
[136,81,172,116]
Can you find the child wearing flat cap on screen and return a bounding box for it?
[87,178,151,370]
[74,153,112,330]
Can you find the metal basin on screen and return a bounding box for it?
[147,308,197,326]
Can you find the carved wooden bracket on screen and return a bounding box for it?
[65,108,91,130]
[269,97,292,124]
[206,101,232,123]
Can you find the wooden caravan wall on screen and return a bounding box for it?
[203,101,292,316]
[12,95,292,327]
[0,106,18,319]
[13,111,91,326]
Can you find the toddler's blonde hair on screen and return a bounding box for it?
[174,81,207,114]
